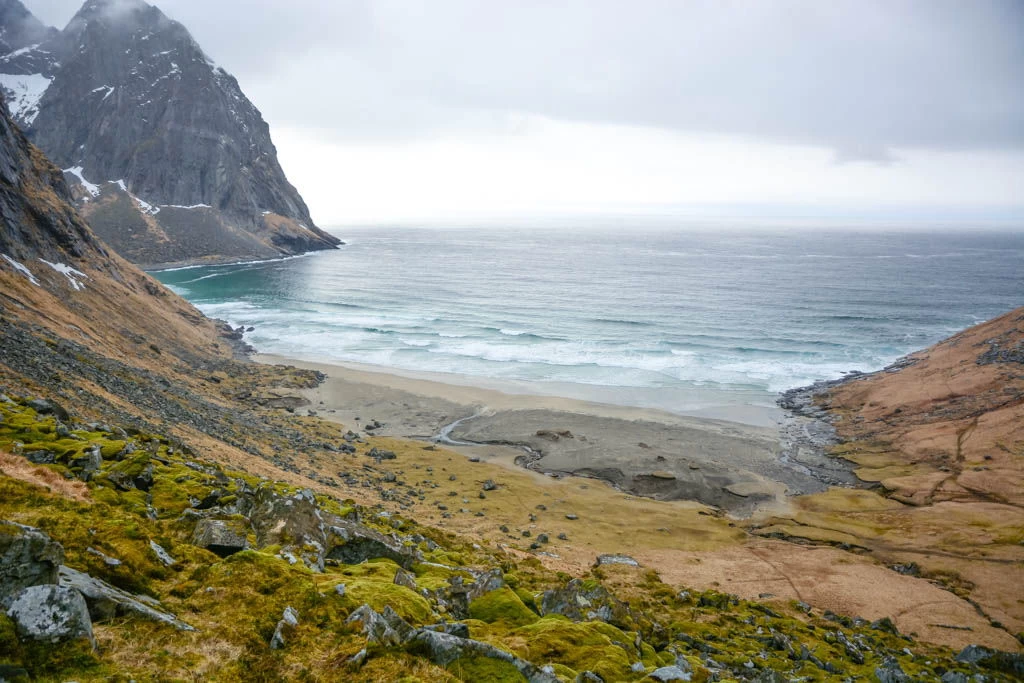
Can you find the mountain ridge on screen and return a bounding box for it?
[0,0,340,268]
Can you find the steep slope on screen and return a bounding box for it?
[0,0,339,267]
[748,307,1024,648]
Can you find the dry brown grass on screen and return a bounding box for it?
[0,451,91,503]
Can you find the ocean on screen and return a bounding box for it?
[154,224,1024,420]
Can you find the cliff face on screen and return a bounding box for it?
[0,0,339,267]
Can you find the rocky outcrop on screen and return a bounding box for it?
[347,603,560,683]
[540,578,638,631]
[325,518,421,569]
[0,0,340,267]
[250,486,327,571]
[6,584,94,645]
[0,521,63,606]
[269,606,299,650]
[58,566,194,631]
[191,518,249,558]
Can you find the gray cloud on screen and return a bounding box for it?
[25,0,1024,161]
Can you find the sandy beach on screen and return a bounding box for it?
[256,353,833,516]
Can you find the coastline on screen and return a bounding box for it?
[256,353,841,517]
[143,244,341,272]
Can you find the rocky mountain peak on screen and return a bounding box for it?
[0,0,340,268]
[0,0,56,55]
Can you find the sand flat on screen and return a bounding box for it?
[256,354,830,516]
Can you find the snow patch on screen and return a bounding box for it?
[0,73,52,125]
[40,260,87,291]
[2,255,40,286]
[64,166,101,198]
[90,85,115,100]
[110,180,160,215]
[164,203,211,210]
[2,44,41,60]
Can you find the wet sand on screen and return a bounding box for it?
[256,354,833,516]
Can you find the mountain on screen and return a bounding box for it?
[0,0,339,268]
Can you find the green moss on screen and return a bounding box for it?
[344,578,433,624]
[468,588,538,627]
[510,617,633,680]
[443,654,526,682]
[412,563,470,592]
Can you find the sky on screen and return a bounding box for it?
[25,0,1024,226]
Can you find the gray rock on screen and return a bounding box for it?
[0,521,64,606]
[58,566,194,631]
[394,567,418,591]
[576,673,604,682]
[334,583,347,597]
[648,664,692,681]
[149,540,177,566]
[250,487,326,571]
[940,673,969,683]
[467,568,505,601]
[596,554,640,567]
[325,519,420,569]
[407,628,558,683]
[192,518,249,557]
[540,578,636,630]
[6,584,93,645]
[270,606,299,650]
[69,444,102,480]
[26,398,69,421]
[345,604,411,648]
[956,644,1024,675]
[86,546,122,567]
[874,656,911,683]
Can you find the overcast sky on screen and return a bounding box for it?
[26,0,1024,225]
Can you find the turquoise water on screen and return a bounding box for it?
[155,225,1023,415]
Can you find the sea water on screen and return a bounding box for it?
[154,223,1023,419]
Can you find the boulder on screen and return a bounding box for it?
[406,628,558,683]
[648,665,692,681]
[58,566,194,631]
[874,656,911,683]
[346,604,412,648]
[27,398,70,421]
[6,584,93,646]
[191,519,250,557]
[250,487,326,571]
[540,578,637,631]
[394,567,418,591]
[0,521,64,606]
[956,645,1024,675]
[149,540,177,566]
[596,554,640,567]
[270,606,299,649]
[69,444,102,480]
[325,519,420,569]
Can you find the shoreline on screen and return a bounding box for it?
[256,353,845,517]
[144,244,341,272]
